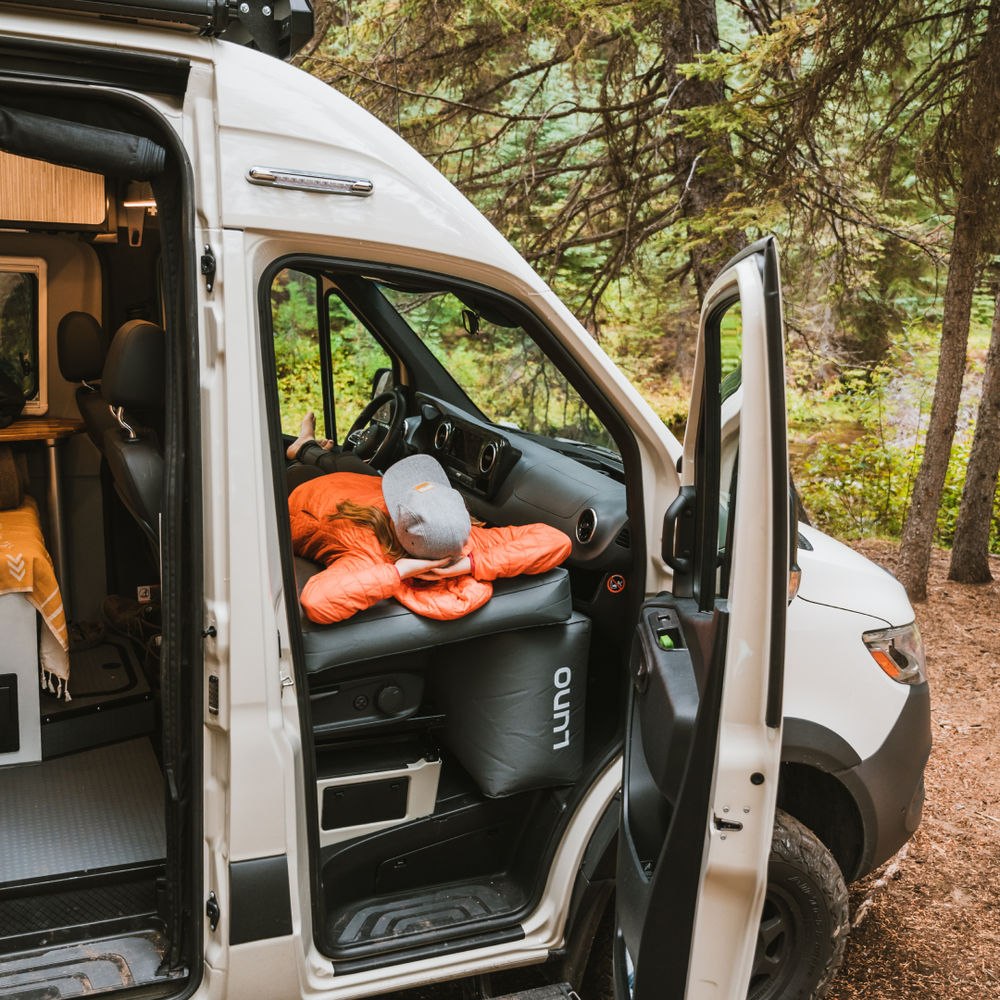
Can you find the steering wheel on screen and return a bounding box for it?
[343,387,407,468]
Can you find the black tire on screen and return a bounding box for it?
[748,809,849,1000]
[579,810,848,1000]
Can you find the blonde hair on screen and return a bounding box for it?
[327,500,407,560]
[327,498,486,561]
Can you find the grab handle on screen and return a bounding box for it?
[661,486,695,574]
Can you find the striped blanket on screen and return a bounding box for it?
[0,495,70,699]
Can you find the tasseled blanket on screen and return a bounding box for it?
[0,495,71,699]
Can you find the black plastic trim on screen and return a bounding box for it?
[0,34,191,95]
[330,926,525,975]
[618,609,729,999]
[0,863,164,898]
[229,856,294,945]
[781,717,862,772]
[837,680,931,879]
[761,237,789,727]
[316,280,337,444]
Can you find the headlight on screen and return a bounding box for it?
[862,622,926,684]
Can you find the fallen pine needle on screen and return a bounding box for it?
[976,811,1000,825]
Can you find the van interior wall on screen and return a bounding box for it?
[0,232,106,619]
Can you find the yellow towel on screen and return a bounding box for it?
[0,495,70,698]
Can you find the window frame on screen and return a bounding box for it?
[0,255,47,414]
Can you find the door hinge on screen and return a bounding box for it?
[201,244,217,293]
[206,891,220,932]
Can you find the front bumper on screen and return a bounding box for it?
[837,680,931,879]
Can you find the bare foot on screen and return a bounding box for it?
[286,411,317,460]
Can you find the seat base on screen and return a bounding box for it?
[296,561,573,679]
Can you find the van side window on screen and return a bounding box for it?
[0,262,41,402]
[270,269,392,442]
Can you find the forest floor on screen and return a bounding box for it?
[375,544,1000,1000]
[825,541,1000,999]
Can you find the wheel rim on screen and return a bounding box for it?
[746,881,811,1000]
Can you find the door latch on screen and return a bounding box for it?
[201,244,216,293]
[280,672,294,690]
[206,891,220,931]
[714,815,744,832]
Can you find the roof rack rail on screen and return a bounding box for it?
[0,0,315,61]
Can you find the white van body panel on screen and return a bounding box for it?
[784,597,907,760]
[796,523,913,627]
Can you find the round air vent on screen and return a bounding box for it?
[576,508,598,544]
[479,441,499,474]
[434,421,452,450]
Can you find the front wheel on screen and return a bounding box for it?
[748,809,849,1000]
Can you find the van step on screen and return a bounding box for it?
[332,883,516,946]
[0,929,173,998]
[490,985,580,1000]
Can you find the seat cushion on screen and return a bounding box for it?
[295,557,572,675]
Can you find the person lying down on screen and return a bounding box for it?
[289,454,572,624]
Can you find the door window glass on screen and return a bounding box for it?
[0,270,39,400]
[270,269,393,441]
[327,292,393,428]
[376,284,617,454]
[272,268,323,437]
[717,301,742,598]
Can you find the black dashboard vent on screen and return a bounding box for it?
[614,525,631,549]
[576,508,598,545]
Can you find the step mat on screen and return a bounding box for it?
[0,928,170,997]
[0,739,165,886]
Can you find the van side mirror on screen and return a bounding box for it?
[372,368,393,399]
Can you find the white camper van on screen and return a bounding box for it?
[0,7,929,1000]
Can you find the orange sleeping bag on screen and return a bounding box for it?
[289,472,572,624]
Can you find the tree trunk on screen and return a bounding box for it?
[895,198,980,601]
[948,286,1000,582]
[662,0,745,303]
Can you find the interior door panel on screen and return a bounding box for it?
[615,237,790,999]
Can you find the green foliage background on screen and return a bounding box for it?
[282,0,1000,552]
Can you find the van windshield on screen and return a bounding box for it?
[375,282,618,455]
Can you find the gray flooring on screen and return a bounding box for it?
[0,738,165,885]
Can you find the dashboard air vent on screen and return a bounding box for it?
[614,525,631,549]
[434,422,452,451]
[479,441,499,474]
[576,508,598,545]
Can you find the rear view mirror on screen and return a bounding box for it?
[461,309,480,338]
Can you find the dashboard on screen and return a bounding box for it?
[405,393,631,574]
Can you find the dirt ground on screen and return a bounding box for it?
[379,542,1000,1000]
[825,541,1000,999]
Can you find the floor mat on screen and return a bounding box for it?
[41,636,149,717]
[0,739,165,887]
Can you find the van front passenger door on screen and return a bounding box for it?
[616,237,791,998]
